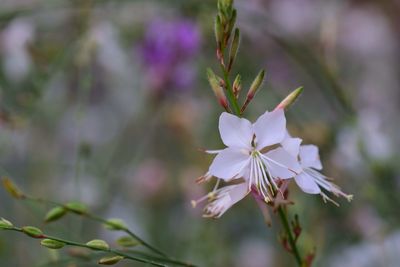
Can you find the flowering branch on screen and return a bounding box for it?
[1,177,196,267]
[197,1,352,267]
[0,220,166,267]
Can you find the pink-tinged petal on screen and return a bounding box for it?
[299,145,323,170]
[219,112,253,149]
[294,172,321,194]
[262,147,302,179]
[209,148,250,181]
[281,135,302,157]
[253,109,286,149]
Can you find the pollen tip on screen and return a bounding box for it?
[191,200,197,208]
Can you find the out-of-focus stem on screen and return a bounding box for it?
[6,227,167,267]
[277,207,303,266]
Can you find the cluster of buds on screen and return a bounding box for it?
[207,0,266,115]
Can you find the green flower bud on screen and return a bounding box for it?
[98,255,124,265]
[247,69,265,99]
[275,86,303,110]
[86,239,110,250]
[241,70,266,113]
[207,68,229,111]
[22,226,44,238]
[233,74,241,98]
[215,15,223,49]
[2,177,25,199]
[0,218,13,229]
[116,236,140,248]
[44,206,67,223]
[40,239,65,249]
[65,201,88,215]
[104,218,128,231]
[228,28,240,71]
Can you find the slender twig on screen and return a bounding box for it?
[277,207,302,266]
[5,226,167,267]
[21,195,195,267]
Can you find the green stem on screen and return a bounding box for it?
[220,65,241,116]
[7,227,167,267]
[23,196,195,266]
[277,207,302,266]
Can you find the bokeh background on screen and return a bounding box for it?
[1,0,400,266]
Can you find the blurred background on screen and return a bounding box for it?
[0,0,399,266]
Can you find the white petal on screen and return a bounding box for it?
[263,147,302,179]
[227,182,250,203]
[281,135,302,157]
[299,145,323,170]
[204,182,249,218]
[219,112,253,149]
[253,109,286,149]
[209,148,250,181]
[294,172,321,194]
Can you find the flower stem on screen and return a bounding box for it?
[220,64,241,116]
[277,206,303,266]
[23,196,195,266]
[6,227,167,267]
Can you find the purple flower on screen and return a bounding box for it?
[139,18,201,94]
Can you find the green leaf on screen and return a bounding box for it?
[104,218,128,231]
[44,206,67,223]
[65,201,88,214]
[86,239,109,250]
[98,255,124,265]
[22,226,43,238]
[40,239,65,249]
[116,236,140,248]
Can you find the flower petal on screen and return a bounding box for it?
[281,135,302,157]
[209,148,250,181]
[263,147,302,179]
[203,182,249,218]
[294,172,321,194]
[299,145,323,170]
[253,109,286,149]
[219,112,253,149]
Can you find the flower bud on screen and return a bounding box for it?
[215,15,223,50]
[232,74,241,98]
[241,70,265,113]
[104,218,128,231]
[228,28,240,71]
[65,201,88,215]
[275,86,303,110]
[86,239,110,250]
[116,236,140,248]
[207,68,229,111]
[41,239,65,249]
[98,256,124,265]
[0,218,13,229]
[248,69,265,99]
[22,226,44,238]
[2,177,25,199]
[44,206,67,223]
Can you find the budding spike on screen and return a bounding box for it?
[228,28,240,71]
[241,70,266,113]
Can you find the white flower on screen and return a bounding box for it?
[282,136,353,204]
[206,110,301,202]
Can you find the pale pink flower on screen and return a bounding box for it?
[282,135,353,205]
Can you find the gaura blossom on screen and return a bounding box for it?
[282,135,353,205]
[193,109,301,217]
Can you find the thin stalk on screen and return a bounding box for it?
[277,207,302,266]
[22,196,195,266]
[220,65,241,116]
[6,227,167,267]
